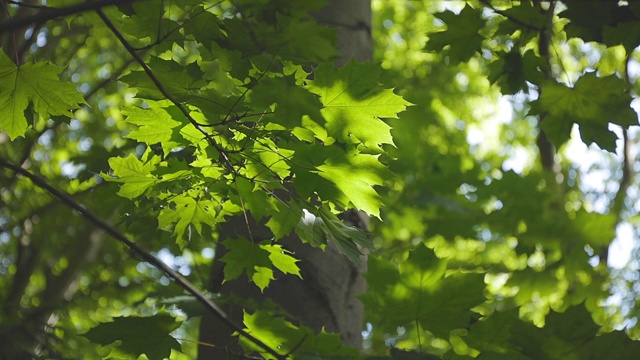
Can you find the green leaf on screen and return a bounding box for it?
[307,61,410,151]
[233,177,277,221]
[219,238,274,291]
[120,58,206,101]
[102,154,159,199]
[319,208,372,265]
[83,313,181,360]
[250,76,324,129]
[296,209,328,247]
[495,0,546,44]
[0,51,85,139]
[123,106,182,144]
[572,210,616,247]
[290,143,391,218]
[488,49,528,95]
[508,305,640,360]
[465,310,519,356]
[266,201,302,239]
[424,5,485,64]
[265,14,339,63]
[561,1,619,43]
[261,244,301,278]
[532,73,637,151]
[603,21,640,52]
[239,310,359,360]
[361,245,486,338]
[297,205,377,266]
[157,192,219,248]
[316,151,389,218]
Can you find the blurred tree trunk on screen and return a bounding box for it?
[197,1,372,358]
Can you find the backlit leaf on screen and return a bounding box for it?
[307,61,410,151]
[0,51,85,139]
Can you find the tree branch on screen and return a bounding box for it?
[534,0,561,176]
[0,0,138,34]
[0,157,287,360]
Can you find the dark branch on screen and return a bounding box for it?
[0,157,287,360]
[0,0,138,34]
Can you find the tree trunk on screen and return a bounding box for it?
[197,1,372,358]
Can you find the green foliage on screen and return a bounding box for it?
[83,313,181,359]
[532,73,636,151]
[307,61,409,151]
[0,51,85,139]
[220,238,301,291]
[239,310,359,359]
[424,5,485,65]
[362,246,485,338]
[2,0,640,360]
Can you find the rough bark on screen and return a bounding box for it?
[197,1,372,358]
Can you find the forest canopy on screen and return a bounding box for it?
[2,0,640,359]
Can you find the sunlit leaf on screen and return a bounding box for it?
[0,51,85,139]
[102,154,159,199]
[123,106,182,144]
[307,60,410,151]
[239,310,359,359]
[158,192,220,248]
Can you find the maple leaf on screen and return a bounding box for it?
[290,143,391,218]
[240,311,359,358]
[219,238,301,291]
[120,58,206,101]
[316,152,387,218]
[0,51,85,139]
[250,76,324,130]
[532,73,637,151]
[424,5,485,64]
[361,246,485,338]
[83,313,181,360]
[219,238,274,291]
[102,154,159,199]
[307,60,410,151]
[158,192,219,248]
[123,105,182,144]
[262,244,301,278]
[266,201,301,239]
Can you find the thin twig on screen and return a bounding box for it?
[0,156,287,360]
[95,8,236,172]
